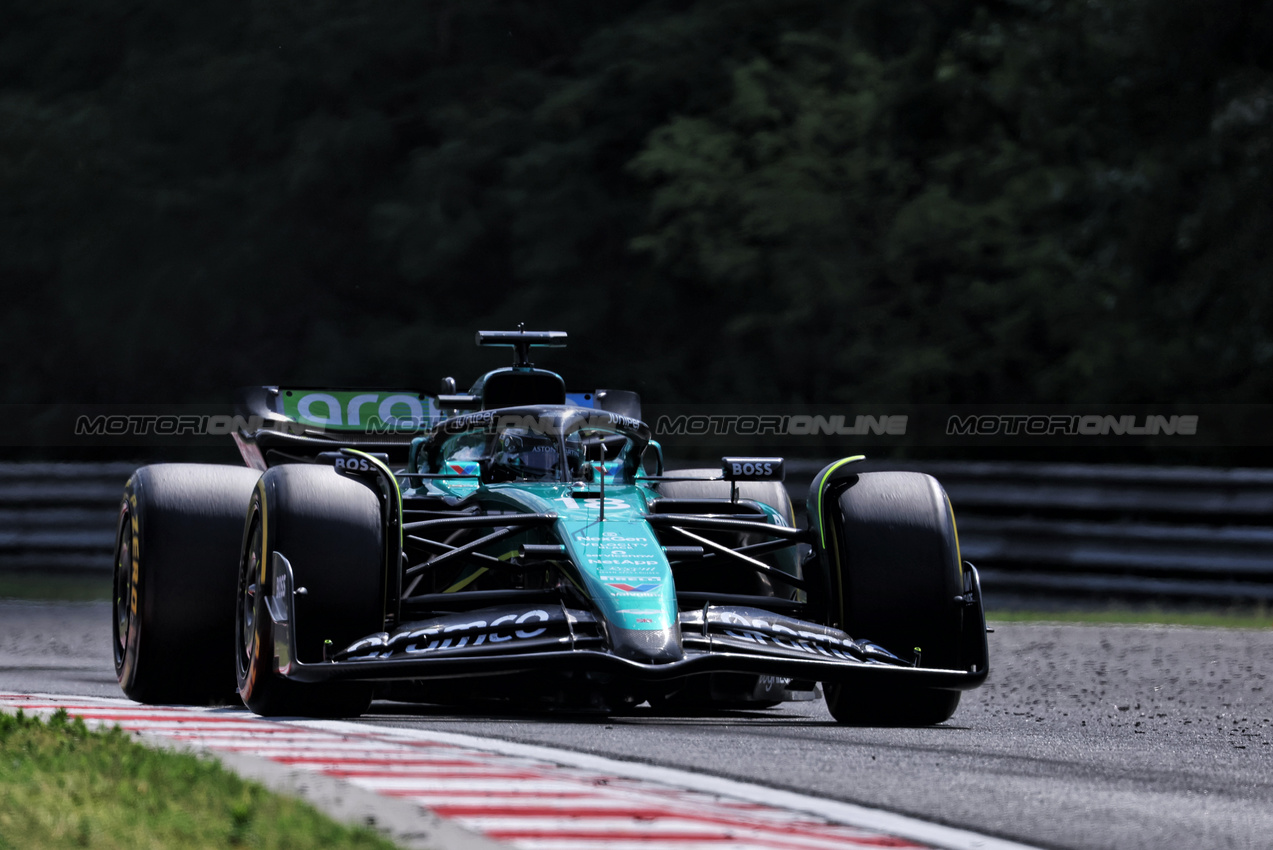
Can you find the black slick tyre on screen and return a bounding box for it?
[235,463,382,718]
[113,464,262,705]
[820,471,964,726]
[654,469,795,525]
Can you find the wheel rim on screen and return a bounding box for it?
[236,510,263,681]
[112,509,133,668]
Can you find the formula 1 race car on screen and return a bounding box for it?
[113,330,988,724]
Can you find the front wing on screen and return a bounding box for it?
[265,552,989,693]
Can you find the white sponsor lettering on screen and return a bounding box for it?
[513,609,549,639]
[379,394,426,427]
[486,614,517,643]
[297,393,342,426]
[400,609,552,654]
[731,461,775,477]
[346,393,380,427]
[716,612,859,660]
[292,392,427,427]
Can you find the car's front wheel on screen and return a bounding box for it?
[235,463,383,718]
[818,471,966,726]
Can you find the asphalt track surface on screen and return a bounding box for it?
[2,599,1271,850]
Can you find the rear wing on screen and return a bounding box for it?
[232,387,435,470]
[233,385,641,470]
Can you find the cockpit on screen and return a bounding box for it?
[424,407,650,485]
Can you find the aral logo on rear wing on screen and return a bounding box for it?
[262,386,637,432]
[279,390,439,431]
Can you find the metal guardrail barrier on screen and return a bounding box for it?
[0,463,136,572]
[3,460,1272,603]
[787,461,1273,603]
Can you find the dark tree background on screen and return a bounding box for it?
[3,1,1271,420]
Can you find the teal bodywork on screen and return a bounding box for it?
[404,468,785,638]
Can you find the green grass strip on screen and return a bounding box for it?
[0,574,109,602]
[0,708,403,850]
[987,605,1273,629]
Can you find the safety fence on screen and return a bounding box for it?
[788,460,1273,604]
[0,462,135,573]
[3,460,1272,604]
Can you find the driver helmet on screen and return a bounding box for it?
[492,429,560,480]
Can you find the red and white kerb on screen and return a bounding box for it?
[1,694,931,850]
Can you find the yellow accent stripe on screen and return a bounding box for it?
[342,449,403,546]
[256,478,269,585]
[442,567,489,594]
[810,455,866,629]
[341,449,403,618]
[814,455,865,550]
[947,493,963,581]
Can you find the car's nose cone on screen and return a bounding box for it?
[609,624,684,663]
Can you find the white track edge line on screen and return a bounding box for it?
[3,695,1039,850]
[302,719,1046,850]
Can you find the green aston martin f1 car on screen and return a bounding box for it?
[113,330,988,724]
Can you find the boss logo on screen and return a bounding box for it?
[722,457,785,481]
[317,451,387,474]
[334,456,374,473]
[733,461,773,476]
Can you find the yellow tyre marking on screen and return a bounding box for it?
[946,493,963,581]
[129,492,140,621]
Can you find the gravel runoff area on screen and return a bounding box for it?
[2,599,1271,850]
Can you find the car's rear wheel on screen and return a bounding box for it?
[653,470,799,710]
[235,463,382,718]
[114,464,261,704]
[819,471,965,726]
[654,469,798,595]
